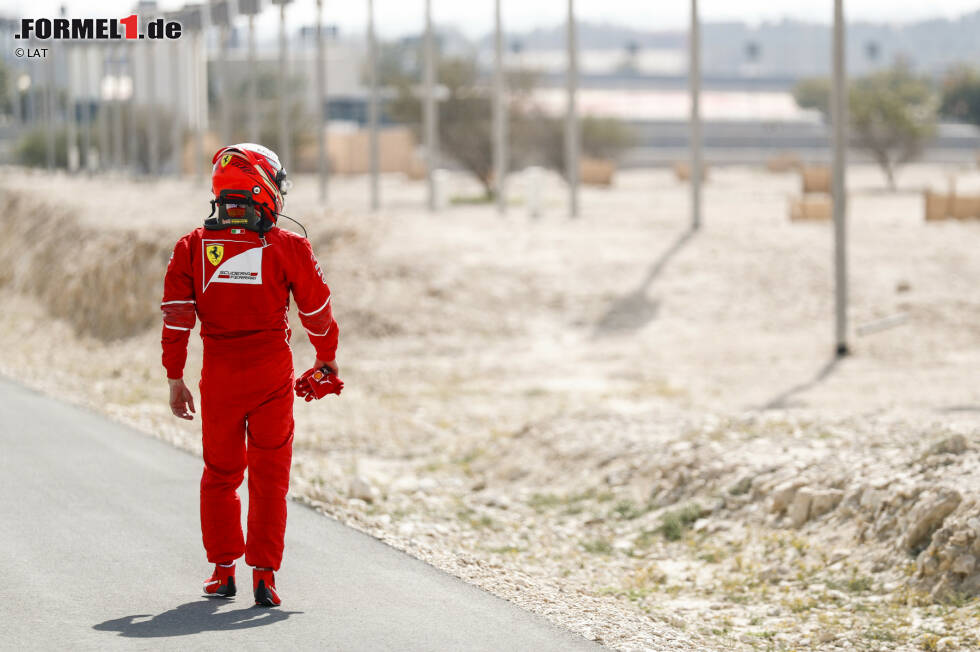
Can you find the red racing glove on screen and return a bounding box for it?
[295,366,344,402]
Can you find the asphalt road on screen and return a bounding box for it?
[0,377,598,651]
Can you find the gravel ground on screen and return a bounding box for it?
[1,162,979,651]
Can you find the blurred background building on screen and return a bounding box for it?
[1,1,979,173]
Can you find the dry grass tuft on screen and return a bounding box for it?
[0,189,171,340]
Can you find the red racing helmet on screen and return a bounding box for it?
[210,143,289,221]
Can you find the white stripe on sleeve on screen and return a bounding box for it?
[303,324,333,337]
[298,296,331,316]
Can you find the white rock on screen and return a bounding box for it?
[809,489,845,519]
[789,488,814,527]
[612,538,633,552]
[903,490,962,551]
[771,479,805,513]
[391,475,421,492]
[398,522,416,536]
[966,517,980,536]
[417,477,439,492]
[349,476,379,503]
[817,630,837,643]
[935,636,958,651]
[928,435,967,457]
[951,554,975,575]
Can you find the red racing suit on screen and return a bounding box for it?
[161,225,338,570]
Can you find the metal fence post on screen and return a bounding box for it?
[316,0,329,201]
[274,0,293,170]
[690,0,702,231]
[367,0,379,211]
[832,0,849,356]
[493,0,507,214]
[424,0,437,212]
[565,0,579,218]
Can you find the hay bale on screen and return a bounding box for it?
[789,195,832,222]
[924,191,950,221]
[923,191,980,221]
[327,127,417,175]
[950,195,980,220]
[674,161,709,182]
[801,166,831,194]
[766,153,802,173]
[580,157,615,186]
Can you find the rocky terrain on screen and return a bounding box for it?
[1,163,978,650]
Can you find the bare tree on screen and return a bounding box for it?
[794,63,937,190]
[386,53,535,199]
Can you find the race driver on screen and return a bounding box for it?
[160,143,339,607]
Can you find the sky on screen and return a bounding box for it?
[3,0,980,40]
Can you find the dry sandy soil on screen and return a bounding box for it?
[1,162,979,651]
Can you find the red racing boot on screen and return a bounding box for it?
[203,562,237,598]
[253,568,281,607]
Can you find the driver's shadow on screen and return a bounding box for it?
[94,599,301,638]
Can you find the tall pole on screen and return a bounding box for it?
[169,13,183,176]
[316,0,328,201]
[23,72,34,128]
[239,0,260,143]
[44,47,55,170]
[213,0,236,146]
[58,5,69,170]
[367,0,379,211]
[24,60,35,128]
[126,44,140,174]
[219,23,231,144]
[10,30,23,125]
[66,46,78,172]
[191,31,202,176]
[112,46,124,170]
[147,42,159,175]
[222,0,239,144]
[98,46,110,171]
[493,0,507,214]
[423,0,437,211]
[277,1,291,170]
[197,3,211,179]
[831,0,849,356]
[565,0,579,218]
[81,45,92,172]
[689,0,702,230]
[247,13,258,141]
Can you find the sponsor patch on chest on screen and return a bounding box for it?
[202,239,264,291]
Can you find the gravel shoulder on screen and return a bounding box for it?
[1,164,979,650]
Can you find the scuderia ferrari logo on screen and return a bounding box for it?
[201,240,264,291]
[220,154,232,167]
[206,244,224,266]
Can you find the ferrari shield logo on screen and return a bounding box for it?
[220,153,232,167]
[206,244,224,266]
